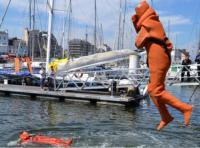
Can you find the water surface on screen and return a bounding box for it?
[0,86,199,147]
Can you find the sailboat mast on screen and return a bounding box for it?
[117,0,122,50]
[168,20,170,39]
[100,24,104,47]
[46,0,54,73]
[33,0,35,31]
[29,0,32,58]
[29,0,32,29]
[31,0,36,60]
[67,0,72,58]
[94,0,97,54]
[62,0,67,58]
[62,17,65,58]
[85,25,88,42]
[122,0,127,49]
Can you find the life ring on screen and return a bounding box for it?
[74,72,83,78]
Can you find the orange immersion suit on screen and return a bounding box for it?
[20,131,72,147]
[24,57,33,74]
[15,58,20,73]
[132,1,193,130]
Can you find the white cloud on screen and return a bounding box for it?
[0,0,28,8]
[53,0,138,49]
[160,15,191,26]
[0,0,139,49]
[1,0,192,50]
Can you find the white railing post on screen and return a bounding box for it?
[129,54,139,74]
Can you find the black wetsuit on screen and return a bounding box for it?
[181,59,192,82]
[195,54,200,80]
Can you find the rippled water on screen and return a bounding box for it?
[0,86,200,147]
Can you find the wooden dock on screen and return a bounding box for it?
[0,84,141,106]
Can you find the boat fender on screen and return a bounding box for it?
[74,71,83,78]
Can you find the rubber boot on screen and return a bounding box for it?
[150,96,174,130]
[159,91,193,126]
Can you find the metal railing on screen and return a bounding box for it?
[55,64,200,92]
[55,67,149,91]
[167,64,200,85]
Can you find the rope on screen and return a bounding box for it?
[189,85,199,102]
[0,0,12,29]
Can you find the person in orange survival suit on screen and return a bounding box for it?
[19,131,72,147]
[132,0,193,130]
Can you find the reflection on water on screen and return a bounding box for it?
[0,86,200,147]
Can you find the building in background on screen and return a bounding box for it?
[24,29,40,59]
[23,28,62,61]
[68,39,112,59]
[68,39,94,58]
[0,31,8,55]
[8,37,27,56]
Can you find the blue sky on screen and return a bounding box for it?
[0,0,200,58]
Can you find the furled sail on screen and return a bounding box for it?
[55,49,138,73]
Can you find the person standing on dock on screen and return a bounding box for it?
[39,65,46,90]
[48,66,56,91]
[132,0,193,131]
[195,49,200,81]
[181,52,192,82]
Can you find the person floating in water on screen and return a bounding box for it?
[19,131,72,147]
[132,0,193,130]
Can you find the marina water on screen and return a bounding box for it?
[1,86,200,147]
